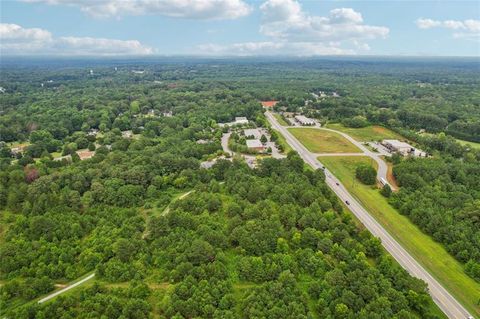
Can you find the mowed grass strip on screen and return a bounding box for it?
[288,128,361,153]
[327,123,403,142]
[319,156,480,317]
[273,113,289,126]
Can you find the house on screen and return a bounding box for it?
[261,100,278,108]
[382,140,414,155]
[10,145,28,155]
[246,139,265,151]
[122,130,133,138]
[76,150,95,160]
[200,160,217,169]
[295,115,316,126]
[235,117,249,125]
[87,129,99,137]
[162,111,173,117]
[54,155,72,162]
[244,128,262,139]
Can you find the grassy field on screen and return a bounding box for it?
[289,128,361,153]
[456,138,480,149]
[320,156,480,317]
[326,123,403,142]
[273,113,289,126]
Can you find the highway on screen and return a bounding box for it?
[266,111,472,319]
[285,124,395,190]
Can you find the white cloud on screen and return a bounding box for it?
[416,18,480,31]
[415,18,441,29]
[197,41,355,56]
[259,0,388,41]
[0,23,153,55]
[23,0,252,19]
[198,0,387,56]
[55,37,153,55]
[416,18,480,41]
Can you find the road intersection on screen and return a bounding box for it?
[285,124,395,190]
[266,111,472,319]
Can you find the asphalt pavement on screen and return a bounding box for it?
[266,111,472,319]
[284,124,395,190]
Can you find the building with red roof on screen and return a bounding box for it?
[261,100,278,108]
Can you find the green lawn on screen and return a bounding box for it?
[456,138,480,150]
[326,123,403,142]
[273,113,289,126]
[320,156,480,317]
[289,128,361,153]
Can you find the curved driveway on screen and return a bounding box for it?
[266,111,472,319]
[287,124,395,190]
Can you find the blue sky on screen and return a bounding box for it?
[1,0,479,56]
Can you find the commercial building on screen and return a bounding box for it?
[246,139,265,151]
[382,139,414,155]
[235,117,249,125]
[295,115,316,126]
[218,117,250,127]
[244,128,262,139]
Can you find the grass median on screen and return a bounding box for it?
[273,113,289,126]
[319,155,480,317]
[288,128,361,153]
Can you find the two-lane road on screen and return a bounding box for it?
[266,111,472,319]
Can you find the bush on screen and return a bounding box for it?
[342,116,369,128]
[355,164,376,185]
[380,184,392,197]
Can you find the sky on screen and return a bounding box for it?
[1,0,479,57]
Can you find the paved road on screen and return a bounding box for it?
[221,132,233,156]
[38,273,95,304]
[266,111,472,319]
[285,125,395,190]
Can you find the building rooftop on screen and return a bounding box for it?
[244,128,262,139]
[295,115,316,124]
[261,100,278,107]
[383,139,413,149]
[246,139,264,149]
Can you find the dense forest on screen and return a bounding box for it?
[1,57,479,317]
[392,157,480,281]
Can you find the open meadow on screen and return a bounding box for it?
[326,124,404,142]
[289,128,362,153]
